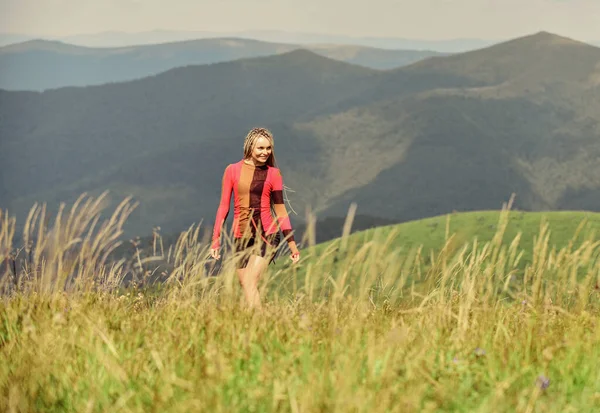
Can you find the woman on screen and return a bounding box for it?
[210,127,300,308]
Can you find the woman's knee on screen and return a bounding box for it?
[245,256,268,278]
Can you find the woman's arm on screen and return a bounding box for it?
[211,165,232,250]
[270,168,299,258]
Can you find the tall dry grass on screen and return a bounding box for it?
[1,194,599,412]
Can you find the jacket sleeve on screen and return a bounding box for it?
[211,165,233,249]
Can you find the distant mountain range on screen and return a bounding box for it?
[0,38,445,91]
[1,31,600,241]
[0,30,499,51]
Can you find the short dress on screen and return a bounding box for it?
[212,160,297,268]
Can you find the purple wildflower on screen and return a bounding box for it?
[536,375,550,390]
[474,347,486,357]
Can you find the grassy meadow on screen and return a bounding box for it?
[1,195,600,412]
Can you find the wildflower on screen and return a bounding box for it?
[474,347,486,357]
[536,375,550,390]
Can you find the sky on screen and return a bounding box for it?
[1,0,600,41]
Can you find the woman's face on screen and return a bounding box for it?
[251,136,272,165]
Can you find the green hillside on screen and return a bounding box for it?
[268,210,600,296]
[318,210,600,258]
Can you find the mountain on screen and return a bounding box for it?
[0,38,444,91]
[317,32,600,220]
[2,31,600,242]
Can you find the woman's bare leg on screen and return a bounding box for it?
[237,254,269,308]
[236,267,247,306]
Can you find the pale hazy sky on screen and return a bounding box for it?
[2,0,600,41]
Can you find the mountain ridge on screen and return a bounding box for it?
[405,31,600,86]
[0,37,445,91]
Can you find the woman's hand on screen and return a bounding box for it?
[210,248,221,260]
[290,251,300,264]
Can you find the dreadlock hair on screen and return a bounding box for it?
[243,127,277,167]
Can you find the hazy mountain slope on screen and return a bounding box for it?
[312,95,559,219]
[304,45,445,70]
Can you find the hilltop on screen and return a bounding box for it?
[408,32,598,79]
[314,209,600,263]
